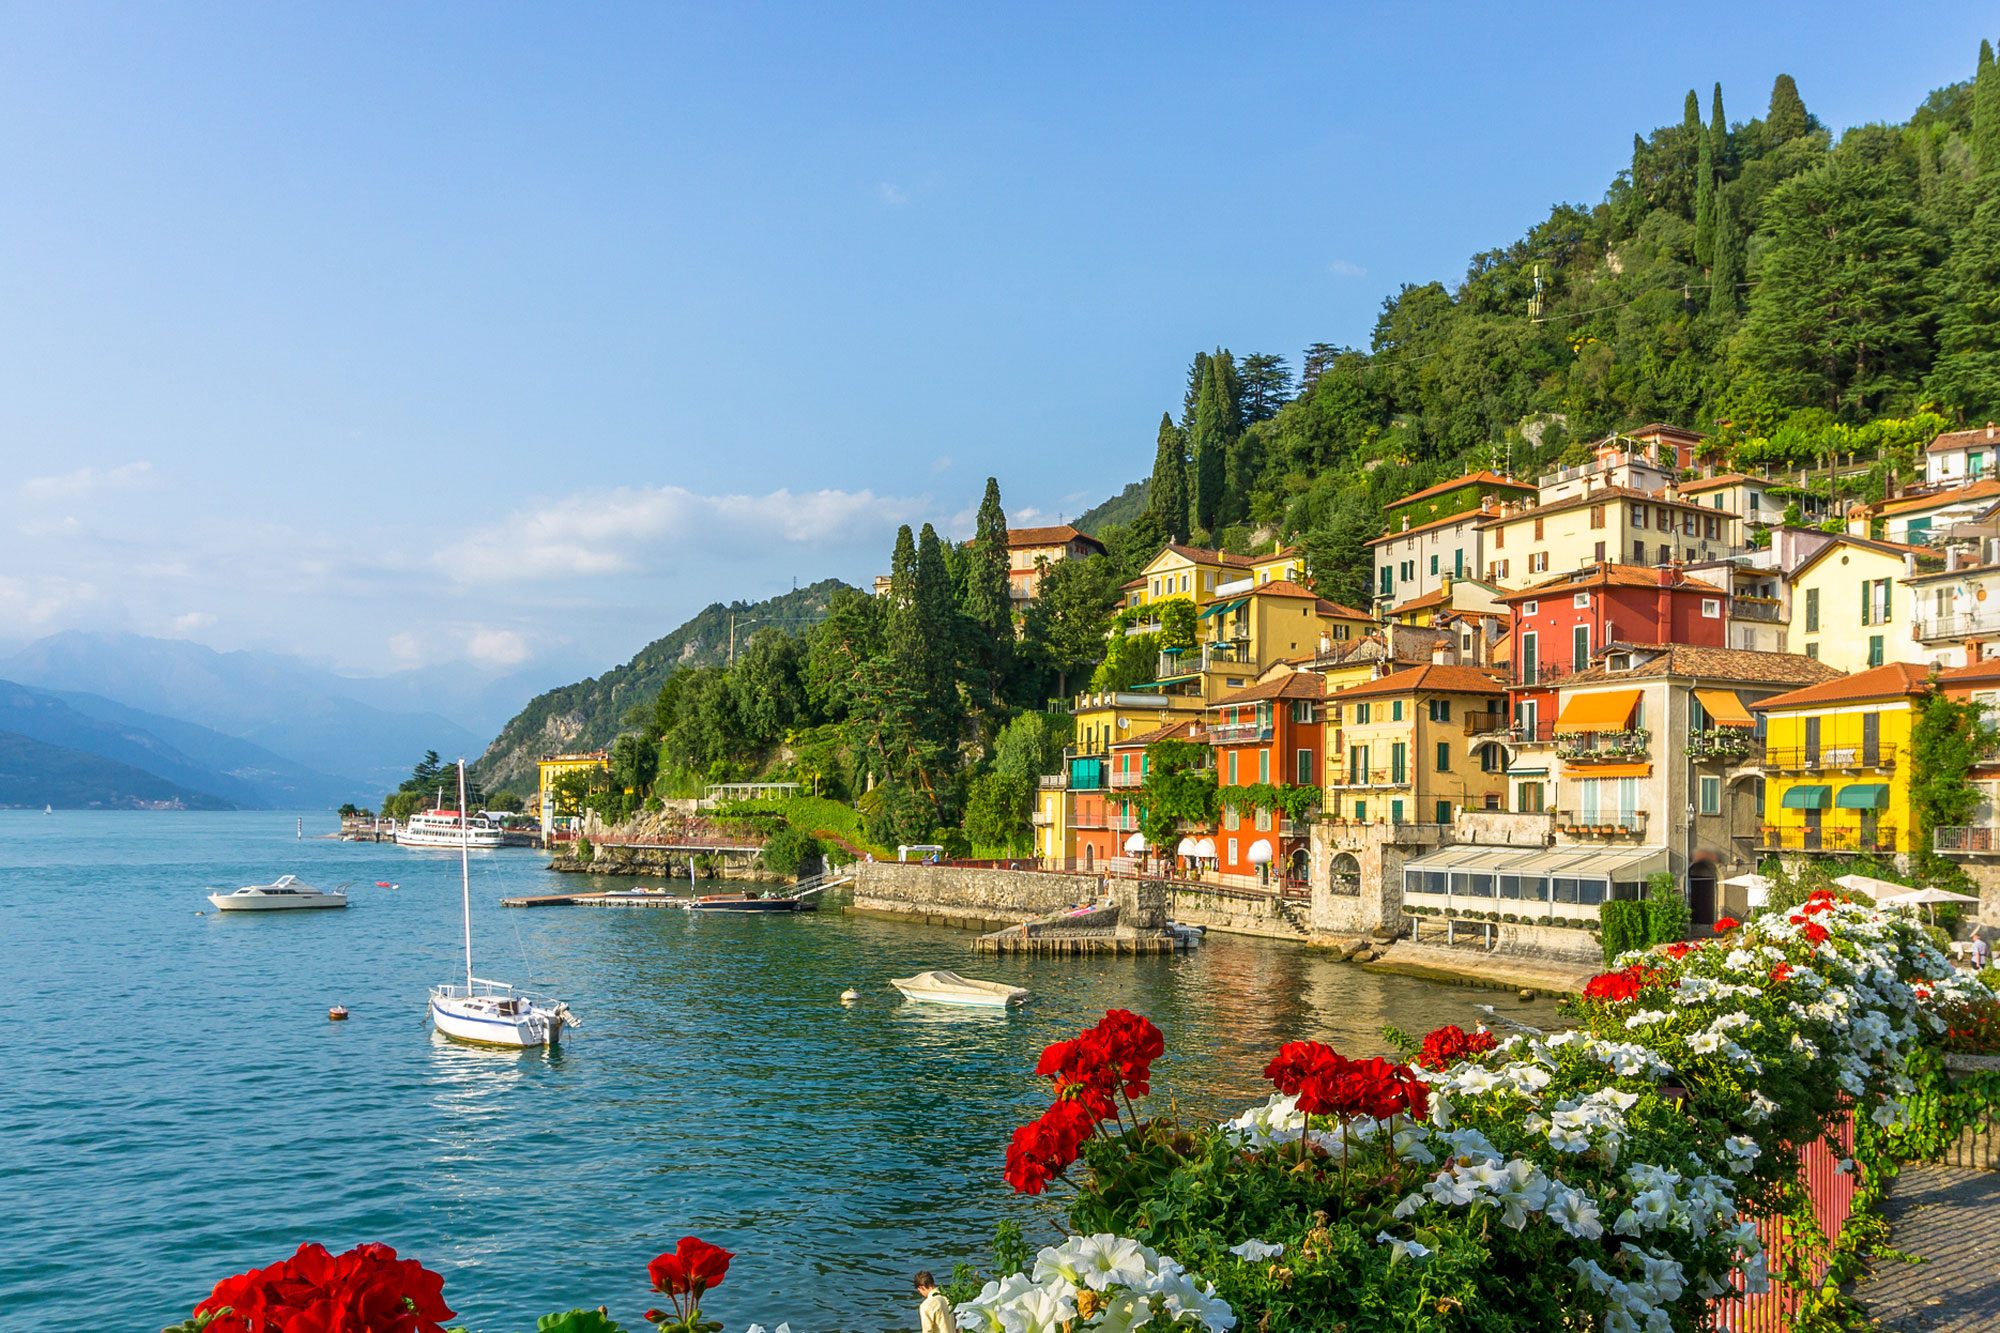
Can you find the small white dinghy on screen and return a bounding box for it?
[890,969,1028,1008]
[207,875,347,911]
[429,760,579,1049]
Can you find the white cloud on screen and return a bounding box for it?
[21,460,153,501]
[1328,259,1367,278]
[877,181,910,206]
[441,483,927,583]
[170,611,216,636]
[465,627,530,667]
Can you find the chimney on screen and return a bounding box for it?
[1318,629,1331,656]
[1845,502,1872,539]
[1480,494,1495,514]
[1432,640,1450,665]
[1988,421,1996,442]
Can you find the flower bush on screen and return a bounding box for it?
[987,888,1993,1332]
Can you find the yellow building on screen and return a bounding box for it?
[537,750,610,837]
[1033,773,1070,862]
[1475,487,1735,591]
[1753,662,1928,859]
[1783,536,1934,672]
[1132,543,1253,610]
[1321,664,1509,826]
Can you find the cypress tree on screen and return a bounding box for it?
[1767,73,1808,143]
[912,522,960,738]
[1708,83,1728,173]
[1694,120,1716,268]
[1180,351,1210,432]
[888,524,917,609]
[1147,411,1189,542]
[1709,183,1741,317]
[1189,360,1229,537]
[1927,178,2000,419]
[1975,40,2000,176]
[965,477,1012,639]
[1683,89,1700,131]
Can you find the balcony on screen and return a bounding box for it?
[1038,774,1069,790]
[1208,721,1274,745]
[1326,767,1410,790]
[1934,826,2000,855]
[1157,643,1251,678]
[1757,825,1900,854]
[1512,661,1575,689]
[1556,729,1652,762]
[1553,810,1648,838]
[1031,810,1054,827]
[1463,713,1510,736]
[1732,596,1784,623]
[1107,770,1144,789]
[1757,743,1898,772]
[1505,719,1558,745]
[1914,608,2000,641]
[1686,728,1755,762]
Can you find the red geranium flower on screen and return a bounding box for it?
[649,1236,733,1297]
[1801,921,1830,946]
[1583,965,1660,1003]
[1714,917,1739,933]
[1771,963,1794,985]
[194,1243,454,1333]
[1416,1023,1497,1071]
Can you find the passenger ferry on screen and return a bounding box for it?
[396,808,505,849]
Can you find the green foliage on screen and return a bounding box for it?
[1148,411,1189,543]
[862,780,938,850]
[1156,596,1198,652]
[528,1310,627,1333]
[1599,899,1651,962]
[1643,872,1691,945]
[758,823,824,878]
[1136,739,1218,851]
[1091,629,1160,692]
[1911,687,1992,886]
[1217,782,1322,824]
[1767,73,1810,144]
[1022,554,1118,696]
[1927,176,2000,419]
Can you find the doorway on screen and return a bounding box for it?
[1687,860,1718,928]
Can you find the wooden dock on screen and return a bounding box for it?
[973,928,1189,956]
[502,890,686,908]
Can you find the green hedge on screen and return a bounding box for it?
[1599,899,1650,963]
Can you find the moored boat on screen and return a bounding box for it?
[684,891,814,913]
[207,875,348,911]
[397,807,504,849]
[890,969,1028,1008]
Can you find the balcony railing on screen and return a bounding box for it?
[1030,810,1054,827]
[1757,744,1898,772]
[1914,609,2000,641]
[1107,769,1144,789]
[1326,767,1410,789]
[1463,714,1510,736]
[1933,826,2000,854]
[1553,810,1648,837]
[1038,774,1069,790]
[1156,644,1251,678]
[1208,721,1274,745]
[1556,729,1652,762]
[1757,825,1900,854]
[1512,661,1575,688]
[1687,728,1755,762]
[1506,719,1558,744]
[1732,597,1784,623]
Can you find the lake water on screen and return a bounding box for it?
[0,811,1561,1332]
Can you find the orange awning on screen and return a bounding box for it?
[1553,689,1641,734]
[1570,762,1651,778]
[1694,688,1754,728]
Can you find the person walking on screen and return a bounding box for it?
[1972,932,1990,970]
[913,1271,952,1333]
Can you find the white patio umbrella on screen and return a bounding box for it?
[1247,840,1274,865]
[1879,886,1982,924]
[1193,838,1217,861]
[1175,836,1197,858]
[1124,832,1148,854]
[1834,873,1911,902]
[1722,872,1772,908]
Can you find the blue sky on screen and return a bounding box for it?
[1,3,1993,691]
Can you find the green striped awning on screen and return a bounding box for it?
[1198,597,1247,620]
[1835,784,1891,810]
[1781,785,1832,810]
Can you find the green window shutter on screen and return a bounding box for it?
[1436,741,1450,771]
[1860,579,1871,626]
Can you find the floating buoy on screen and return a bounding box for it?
[839,989,860,1005]
[329,1005,349,1021]
[195,910,205,916]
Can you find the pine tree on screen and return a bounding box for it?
[1767,73,1808,143]
[965,477,1012,640]
[888,525,916,610]
[1237,352,1294,421]
[1180,351,1210,432]
[1708,183,1741,317]
[1147,412,1189,542]
[1694,118,1716,268]
[1927,178,2000,419]
[1708,83,1728,174]
[1189,360,1230,537]
[1975,39,2000,176]
[1300,342,1341,388]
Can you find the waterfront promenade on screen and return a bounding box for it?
[1858,1164,2000,1330]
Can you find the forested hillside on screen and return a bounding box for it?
[474,579,851,791]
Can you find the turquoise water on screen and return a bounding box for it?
[0,811,1560,1332]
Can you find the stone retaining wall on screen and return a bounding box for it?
[850,861,1101,931]
[1163,885,1307,941]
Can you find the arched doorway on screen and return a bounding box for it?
[1083,844,1094,871]
[1687,858,1718,928]
[1328,852,1361,897]
[1287,847,1309,884]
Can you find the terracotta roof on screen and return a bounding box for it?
[1674,472,1771,495]
[1926,424,2000,454]
[1317,599,1375,620]
[1209,672,1326,709]
[1006,524,1104,551]
[1790,534,1943,579]
[1565,645,1839,689]
[1113,719,1205,749]
[1384,470,1535,512]
[1254,544,1304,561]
[1753,662,1932,710]
[1875,478,2000,517]
[1330,663,1504,700]
[1496,562,1726,602]
[1120,575,1145,590]
[1937,658,2000,687]
[1630,422,1706,441]
[1473,484,1716,528]
[1243,578,1320,601]
[1367,508,1488,546]
[1156,542,1256,568]
[1389,587,1452,614]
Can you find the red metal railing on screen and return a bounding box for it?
[1711,1111,1856,1331]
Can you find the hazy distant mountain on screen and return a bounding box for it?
[11,682,371,808]
[0,730,233,810]
[330,659,590,741]
[2,632,483,794]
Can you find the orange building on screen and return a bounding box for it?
[1209,672,1325,884]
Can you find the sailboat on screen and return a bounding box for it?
[428,760,578,1048]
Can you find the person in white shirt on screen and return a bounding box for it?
[913,1270,952,1333]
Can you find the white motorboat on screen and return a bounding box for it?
[207,875,347,912]
[397,807,505,849]
[890,969,1029,1008]
[428,760,578,1048]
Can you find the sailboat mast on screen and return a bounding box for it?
[458,760,474,992]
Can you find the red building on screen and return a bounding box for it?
[1497,563,1728,737]
[1207,672,1325,884]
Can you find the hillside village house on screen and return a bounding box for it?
[1209,672,1325,883]
[1322,664,1508,827]
[1906,524,2000,668]
[536,750,609,839]
[1368,471,1536,614]
[1476,487,1735,590]
[1874,479,2000,546]
[1753,662,1929,862]
[1676,473,1788,529]
[1924,422,2000,487]
[1932,657,2000,867]
[1005,525,1105,607]
[1686,526,1844,654]
[1783,534,1938,672]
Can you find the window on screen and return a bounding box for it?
[1868,635,1885,667]
[1631,504,1648,528]
[1180,573,1189,592]
[1254,806,1271,831]
[1682,513,1698,536]
[1533,517,1545,540]
[1517,781,1545,813]
[1702,598,1721,618]
[1391,798,1405,823]
[1227,838,1237,863]
[1436,741,1451,771]
[1573,624,1591,667]
[1713,495,1725,510]
[1428,699,1452,721]
[1699,775,1721,815]
[1379,566,1393,595]
[1290,700,1315,723]
[1522,600,1538,615]
[1806,643,1819,660]
[1228,752,1238,784]
[1749,492,1761,512]
[1429,553,1439,575]
[1258,750,1269,783]
[1656,506,1671,529]
[1497,559,1511,579]
[1349,744,1368,783]
[1704,515,1719,540]
[1589,505,1605,530]
[1480,743,1501,772]
[1594,541,1606,562]
[1436,800,1451,824]
[1494,526,1506,549]
[1223,805,1239,830]
[1391,700,1404,721]
[1659,543,1671,565]
[1401,560,1415,580]
[1805,587,1820,633]
[1531,552,1549,573]
[1573,591,1591,608]
[1390,742,1408,784]
[1454,549,1465,577]
[1863,578,1891,626]
[1354,800,1367,821]
[1634,540,1647,561]
[1297,748,1314,784]
[1356,702,1371,724]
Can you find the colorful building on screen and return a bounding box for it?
[1321,664,1508,826]
[1923,422,2000,488]
[1005,524,1107,607]
[536,750,609,838]
[1209,672,1325,883]
[1674,473,1792,529]
[1782,535,1936,672]
[1476,486,1735,590]
[1931,658,2000,862]
[1753,662,1929,861]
